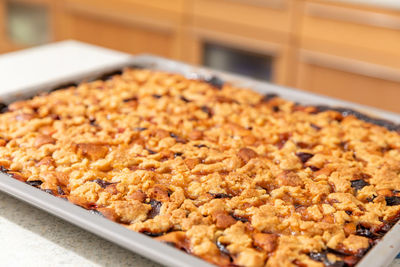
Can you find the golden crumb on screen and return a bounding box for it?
[0,68,400,267]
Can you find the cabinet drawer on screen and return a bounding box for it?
[192,0,294,38]
[122,0,186,14]
[63,0,185,25]
[60,13,174,57]
[58,0,186,58]
[301,1,400,68]
[296,51,400,113]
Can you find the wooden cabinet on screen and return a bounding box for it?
[0,1,7,52]
[57,0,186,59]
[296,0,400,112]
[185,0,297,85]
[190,0,294,35]
[300,1,400,67]
[297,50,400,112]
[0,0,56,53]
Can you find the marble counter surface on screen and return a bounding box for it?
[0,191,162,267]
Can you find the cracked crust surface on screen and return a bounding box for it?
[1,68,400,267]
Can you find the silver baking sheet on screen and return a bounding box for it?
[0,54,399,267]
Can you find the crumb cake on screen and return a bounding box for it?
[0,68,400,267]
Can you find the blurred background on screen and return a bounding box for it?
[0,0,399,112]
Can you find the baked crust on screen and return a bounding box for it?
[1,68,400,267]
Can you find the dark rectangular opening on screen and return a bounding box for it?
[203,43,274,82]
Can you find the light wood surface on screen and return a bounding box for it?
[60,13,174,57]
[57,0,186,58]
[191,0,293,35]
[301,1,400,68]
[296,0,400,111]
[297,60,400,112]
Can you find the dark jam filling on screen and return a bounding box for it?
[350,179,370,191]
[0,103,9,113]
[92,179,114,189]
[314,105,400,132]
[25,180,43,187]
[96,70,123,81]
[49,82,78,93]
[203,75,224,90]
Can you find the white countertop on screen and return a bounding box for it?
[0,40,132,95]
[0,191,162,267]
[0,40,399,267]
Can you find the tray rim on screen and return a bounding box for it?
[1,53,400,267]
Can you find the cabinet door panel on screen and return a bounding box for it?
[62,13,173,56]
[297,63,400,113]
[301,1,400,68]
[64,0,184,23]
[192,0,292,35]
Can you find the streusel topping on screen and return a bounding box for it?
[1,69,400,267]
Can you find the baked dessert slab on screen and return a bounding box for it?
[0,66,400,267]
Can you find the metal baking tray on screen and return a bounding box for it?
[1,54,400,267]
